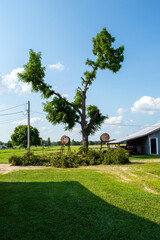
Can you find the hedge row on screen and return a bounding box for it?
[9,148,129,168]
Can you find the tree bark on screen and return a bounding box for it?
[81,91,88,148]
[82,128,88,148]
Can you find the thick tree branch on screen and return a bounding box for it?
[84,64,98,92]
[53,91,82,117]
[81,77,86,83]
[75,120,82,125]
[78,87,83,93]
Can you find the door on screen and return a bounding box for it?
[150,138,158,154]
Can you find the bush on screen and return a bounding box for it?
[9,147,129,167]
[9,152,51,166]
[78,150,104,166]
[50,152,79,168]
[103,148,129,165]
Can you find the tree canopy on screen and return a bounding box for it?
[18,28,124,148]
[11,125,41,148]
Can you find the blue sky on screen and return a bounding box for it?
[1,0,160,142]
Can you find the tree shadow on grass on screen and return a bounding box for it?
[0,181,160,240]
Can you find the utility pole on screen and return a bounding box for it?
[27,101,30,153]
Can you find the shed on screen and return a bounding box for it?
[110,125,160,155]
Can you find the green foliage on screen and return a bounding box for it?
[78,149,104,166]
[82,28,124,86]
[50,152,80,168]
[43,97,79,130]
[11,125,41,148]
[92,28,124,72]
[86,105,107,135]
[9,152,50,166]
[18,28,124,147]
[9,147,129,167]
[103,148,129,165]
[18,49,49,95]
[47,137,51,146]
[78,146,89,153]
[72,89,82,109]
[6,140,13,148]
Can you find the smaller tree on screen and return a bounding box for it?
[47,137,51,146]
[11,125,41,148]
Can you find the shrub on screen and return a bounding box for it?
[50,152,79,168]
[9,155,23,166]
[103,148,129,165]
[78,150,104,166]
[9,147,129,167]
[9,152,51,166]
[78,146,88,154]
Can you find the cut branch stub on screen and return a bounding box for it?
[61,135,70,145]
[100,133,110,142]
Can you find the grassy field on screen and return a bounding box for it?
[0,160,160,239]
[1,145,160,164]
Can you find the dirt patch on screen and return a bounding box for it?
[0,164,51,174]
[131,159,160,163]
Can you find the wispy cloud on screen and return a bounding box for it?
[12,117,44,125]
[105,115,123,125]
[117,108,127,115]
[131,96,160,115]
[49,62,65,71]
[1,68,31,95]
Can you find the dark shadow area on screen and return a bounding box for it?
[130,155,160,159]
[0,181,160,240]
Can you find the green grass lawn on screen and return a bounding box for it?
[0,161,160,240]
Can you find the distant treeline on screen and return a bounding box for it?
[1,139,113,148]
[42,139,102,146]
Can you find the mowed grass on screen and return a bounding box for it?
[0,161,160,240]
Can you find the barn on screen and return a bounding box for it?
[110,125,160,155]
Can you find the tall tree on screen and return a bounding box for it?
[11,125,41,148]
[18,28,124,148]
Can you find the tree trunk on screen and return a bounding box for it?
[81,91,88,148]
[82,128,88,148]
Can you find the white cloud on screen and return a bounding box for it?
[12,119,27,125]
[30,117,44,124]
[1,68,31,94]
[12,117,44,125]
[117,108,127,115]
[49,62,65,71]
[72,127,81,133]
[105,115,123,125]
[131,96,160,115]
